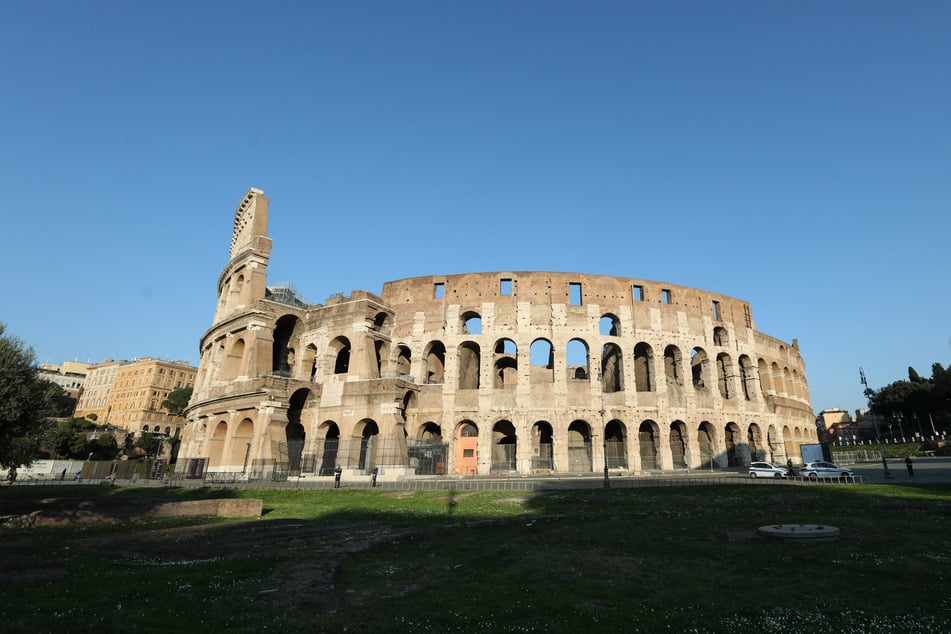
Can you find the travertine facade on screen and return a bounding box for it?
[178,188,816,479]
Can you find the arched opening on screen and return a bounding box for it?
[222,338,245,380]
[567,339,589,381]
[713,326,728,347]
[373,340,387,378]
[529,338,554,384]
[272,315,301,375]
[304,344,318,381]
[691,348,708,390]
[697,422,716,469]
[567,420,592,472]
[454,421,479,475]
[638,420,658,470]
[724,422,741,467]
[354,419,379,471]
[318,422,340,476]
[409,422,446,475]
[331,336,351,375]
[664,345,683,386]
[493,339,518,389]
[600,343,624,393]
[748,423,764,463]
[228,418,254,472]
[633,342,654,392]
[395,345,412,379]
[491,420,517,473]
[531,421,554,471]
[285,389,310,476]
[461,311,482,335]
[401,390,418,425]
[458,341,481,389]
[757,358,772,397]
[605,419,628,469]
[716,353,733,399]
[767,425,782,463]
[424,341,446,384]
[372,312,388,332]
[599,314,621,336]
[669,421,687,468]
[738,355,754,401]
[208,420,228,468]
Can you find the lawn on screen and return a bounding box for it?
[1,482,949,633]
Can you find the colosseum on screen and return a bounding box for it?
[177,188,817,480]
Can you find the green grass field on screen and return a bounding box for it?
[2,482,950,633]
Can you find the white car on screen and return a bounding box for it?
[799,461,855,479]
[748,462,788,478]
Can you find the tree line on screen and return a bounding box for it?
[867,363,951,435]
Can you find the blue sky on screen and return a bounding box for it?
[2,1,949,415]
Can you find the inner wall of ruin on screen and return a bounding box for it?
[178,189,816,478]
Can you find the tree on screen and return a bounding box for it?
[162,387,193,416]
[134,433,160,456]
[0,324,57,468]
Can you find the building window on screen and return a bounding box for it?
[500,278,513,296]
[712,300,721,320]
[662,289,672,305]
[434,282,445,299]
[569,283,582,306]
[633,285,644,301]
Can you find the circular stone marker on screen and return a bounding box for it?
[757,523,840,543]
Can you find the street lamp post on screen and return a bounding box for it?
[860,368,891,479]
[598,371,610,489]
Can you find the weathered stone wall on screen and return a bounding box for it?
[178,189,817,479]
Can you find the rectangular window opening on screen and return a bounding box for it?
[569,282,582,306]
[434,282,445,299]
[500,278,513,296]
[662,289,672,305]
[712,300,721,320]
[632,285,644,301]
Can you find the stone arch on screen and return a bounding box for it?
[767,424,783,463]
[330,336,351,375]
[227,418,255,471]
[222,338,246,380]
[605,419,628,469]
[633,342,654,392]
[372,311,389,332]
[353,419,379,471]
[401,390,418,426]
[529,338,554,384]
[208,420,228,468]
[757,358,773,396]
[664,345,683,386]
[697,421,717,469]
[567,338,590,381]
[531,421,554,471]
[493,338,518,389]
[713,326,729,347]
[303,343,318,381]
[317,421,340,476]
[272,314,302,375]
[600,343,624,393]
[454,420,479,475]
[669,420,687,468]
[599,313,621,336]
[491,420,517,473]
[638,420,659,470]
[286,388,311,475]
[394,345,412,379]
[423,341,446,384]
[738,355,754,401]
[783,367,795,398]
[458,341,481,389]
[724,422,742,467]
[418,421,442,441]
[461,311,482,335]
[716,353,734,399]
[567,420,593,472]
[771,362,784,396]
[691,347,709,390]
[748,422,764,463]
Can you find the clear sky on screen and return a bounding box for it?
[3,1,949,415]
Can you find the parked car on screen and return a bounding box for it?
[748,462,788,478]
[799,461,855,479]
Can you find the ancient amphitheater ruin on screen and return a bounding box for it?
[177,188,817,480]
